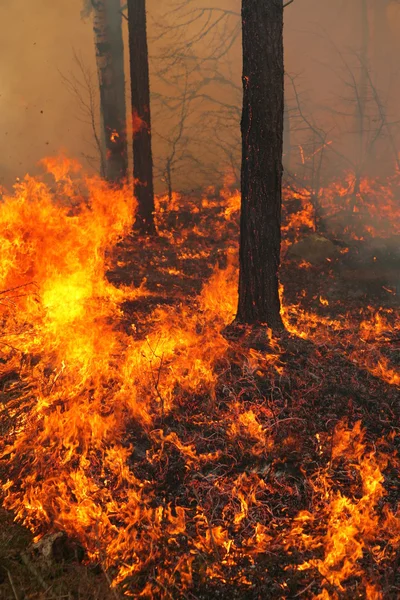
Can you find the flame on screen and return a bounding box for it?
[286,421,399,598]
[0,157,399,598]
[110,130,120,143]
[131,110,147,134]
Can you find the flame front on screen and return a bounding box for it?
[0,157,399,598]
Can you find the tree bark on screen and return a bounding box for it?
[92,0,128,184]
[235,0,284,331]
[128,0,156,234]
[283,98,292,172]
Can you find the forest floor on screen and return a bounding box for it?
[0,188,399,599]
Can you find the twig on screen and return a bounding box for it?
[264,417,306,431]
[146,339,166,420]
[5,568,19,600]
[0,282,36,296]
[294,580,315,597]
[150,577,174,600]
[101,564,121,600]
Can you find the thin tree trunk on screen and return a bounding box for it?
[373,0,390,66]
[127,0,156,235]
[356,0,369,174]
[235,0,284,331]
[372,0,391,96]
[92,0,128,184]
[166,159,173,203]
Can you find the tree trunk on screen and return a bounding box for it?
[373,0,390,64]
[356,0,369,172]
[92,0,128,184]
[350,0,369,201]
[235,0,284,331]
[128,0,156,235]
[166,159,173,203]
[283,98,292,172]
[372,0,391,92]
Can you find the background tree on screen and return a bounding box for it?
[151,2,243,191]
[128,0,156,234]
[90,0,128,184]
[60,51,106,177]
[235,0,285,331]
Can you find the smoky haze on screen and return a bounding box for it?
[0,0,399,192]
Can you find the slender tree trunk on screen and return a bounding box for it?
[355,0,369,178]
[373,0,390,65]
[372,0,391,96]
[165,159,173,203]
[235,0,284,331]
[127,0,156,234]
[350,0,369,202]
[92,0,128,184]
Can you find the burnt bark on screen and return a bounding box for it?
[92,0,128,184]
[128,0,156,235]
[235,0,284,331]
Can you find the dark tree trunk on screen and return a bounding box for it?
[235,0,284,331]
[92,0,128,184]
[283,98,292,172]
[127,0,156,235]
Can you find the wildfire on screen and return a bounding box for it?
[0,157,399,598]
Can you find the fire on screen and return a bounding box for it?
[110,130,120,143]
[318,172,400,239]
[131,109,147,134]
[286,421,399,598]
[0,157,399,598]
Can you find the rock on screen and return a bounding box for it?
[287,234,339,265]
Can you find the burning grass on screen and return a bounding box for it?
[0,157,399,599]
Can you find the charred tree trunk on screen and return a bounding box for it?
[235,0,284,331]
[127,0,156,235]
[92,0,128,184]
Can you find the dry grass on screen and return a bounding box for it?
[0,509,117,600]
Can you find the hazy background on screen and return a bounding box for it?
[1,0,399,192]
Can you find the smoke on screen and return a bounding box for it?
[1,0,399,191]
[0,0,95,186]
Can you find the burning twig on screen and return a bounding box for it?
[146,338,166,420]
